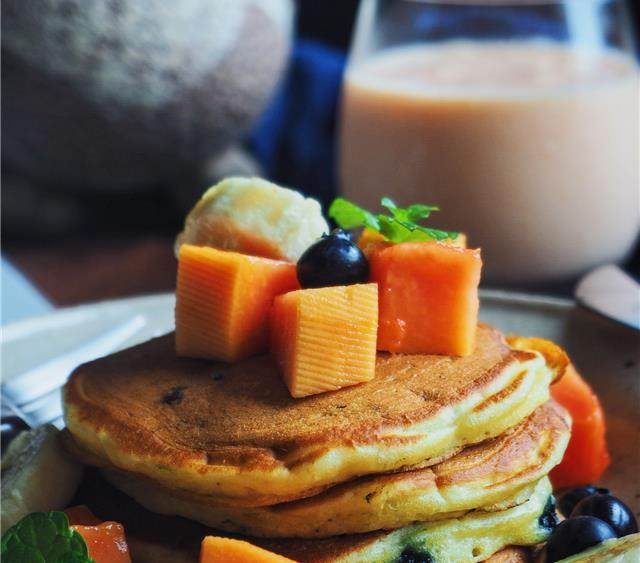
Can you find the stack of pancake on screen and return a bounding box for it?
[63,324,571,562]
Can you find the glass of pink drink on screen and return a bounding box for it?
[339,0,638,284]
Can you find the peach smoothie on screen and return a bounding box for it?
[339,41,639,283]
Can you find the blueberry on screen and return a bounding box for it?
[538,496,560,531]
[329,229,353,241]
[396,547,433,563]
[558,486,610,518]
[296,229,369,289]
[571,494,638,537]
[545,516,617,562]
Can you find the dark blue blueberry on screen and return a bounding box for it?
[571,494,638,538]
[396,547,433,563]
[539,495,560,531]
[296,229,369,289]
[545,516,617,562]
[558,485,610,518]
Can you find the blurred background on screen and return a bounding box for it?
[1,0,639,322]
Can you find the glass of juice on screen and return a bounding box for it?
[339,0,638,284]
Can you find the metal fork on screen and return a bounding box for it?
[1,315,146,429]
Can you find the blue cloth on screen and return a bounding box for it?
[249,40,346,207]
[412,6,568,40]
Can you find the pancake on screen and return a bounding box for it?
[73,469,551,563]
[63,324,563,504]
[123,538,533,563]
[253,478,555,563]
[100,400,570,538]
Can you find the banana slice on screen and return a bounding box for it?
[175,177,329,262]
[1,425,83,531]
[554,533,640,562]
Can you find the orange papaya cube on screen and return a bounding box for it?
[358,228,387,247]
[65,505,103,526]
[270,284,379,398]
[358,228,467,249]
[358,229,467,257]
[550,363,610,488]
[66,507,131,563]
[370,242,482,356]
[450,232,467,248]
[200,537,296,563]
[176,244,299,362]
[357,229,391,259]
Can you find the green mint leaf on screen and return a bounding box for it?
[404,203,439,222]
[391,218,457,242]
[329,198,379,231]
[1,512,93,563]
[328,197,458,244]
[381,198,438,224]
[407,223,458,242]
[380,197,398,211]
[377,215,406,242]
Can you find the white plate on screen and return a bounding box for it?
[2,290,638,514]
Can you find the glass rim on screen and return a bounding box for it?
[402,0,612,5]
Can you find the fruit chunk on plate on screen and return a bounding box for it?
[200,536,295,563]
[369,241,482,356]
[176,244,299,362]
[66,505,131,563]
[1,424,83,531]
[551,533,640,562]
[271,284,379,398]
[176,177,329,262]
[1,509,131,563]
[550,363,610,488]
[330,197,481,356]
[358,227,467,255]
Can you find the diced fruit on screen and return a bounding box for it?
[65,505,102,526]
[571,494,638,538]
[270,284,378,398]
[545,516,617,562]
[357,229,392,259]
[449,232,467,248]
[551,534,640,562]
[358,228,387,248]
[559,486,610,518]
[176,245,299,362]
[66,506,131,563]
[550,363,610,488]
[358,228,467,256]
[1,425,83,532]
[506,336,569,383]
[175,177,329,262]
[369,242,482,356]
[200,536,296,563]
[297,229,369,289]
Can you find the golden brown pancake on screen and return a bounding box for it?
[73,469,548,563]
[100,400,570,538]
[484,547,532,563]
[63,324,561,504]
[128,537,532,563]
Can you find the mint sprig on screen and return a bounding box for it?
[327,197,380,231]
[329,197,458,243]
[1,511,94,563]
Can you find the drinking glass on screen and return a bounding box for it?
[339,0,638,284]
